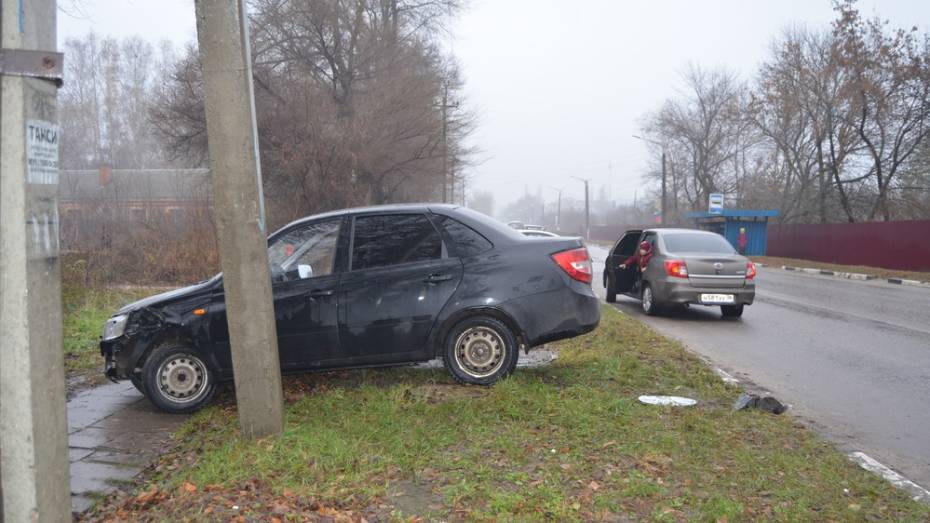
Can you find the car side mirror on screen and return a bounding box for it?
[283,264,312,281]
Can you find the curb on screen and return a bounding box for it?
[771,265,930,289]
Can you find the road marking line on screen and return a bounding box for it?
[713,367,739,385]
[775,265,930,288]
[848,451,930,504]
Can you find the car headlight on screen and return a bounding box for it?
[102,314,128,341]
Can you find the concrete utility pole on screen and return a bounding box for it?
[572,176,590,240]
[195,0,284,438]
[0,0,71,520]
[660,149,667,225]
[633,134,667,224]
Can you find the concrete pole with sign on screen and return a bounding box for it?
[0,0,71,519]
[194,0,284,438]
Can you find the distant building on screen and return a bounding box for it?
[59,168,212,248]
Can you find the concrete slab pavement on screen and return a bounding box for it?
[67,381,186,514]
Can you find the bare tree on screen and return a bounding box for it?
[150,0,473,228]
[468,189,494,216]
[833,0,930,221]
[645,65,753,211]
[638,0,930,224]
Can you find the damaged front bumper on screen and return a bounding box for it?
[100,307,167,383]
[101,339,126,383]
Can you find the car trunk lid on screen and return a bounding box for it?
[682,254,746,288]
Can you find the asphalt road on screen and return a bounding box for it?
[587,244,930,488]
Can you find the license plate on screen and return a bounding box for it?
[700,293,734,304]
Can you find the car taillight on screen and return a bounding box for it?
[664,259,689,278]
[551,247,593,284]
[746,261,757,279]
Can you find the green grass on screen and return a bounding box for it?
[62,285,162,376]
[91,306,930,521]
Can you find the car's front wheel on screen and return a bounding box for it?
[129,372,144,394]
[142,344,216,414]
[443,316,519,386]
[721,304,744,318]
[641,283,660,316]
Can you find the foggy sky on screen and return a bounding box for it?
[58,0,930,213]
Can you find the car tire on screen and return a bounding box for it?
[142,344,216,414]
[605,273,617,303]
[129,373,145,394]
[721,304,744,318]
[641,283,660,316]
[443,316,519,386]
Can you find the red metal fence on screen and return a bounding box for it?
[767,220,930,271]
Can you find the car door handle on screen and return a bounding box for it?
[307,289,334,297]
[424,273,453,283]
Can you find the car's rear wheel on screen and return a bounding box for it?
[605,273,617,303]
[142,344,216,414]
[641,283,660,316]
[721,304,744,318]
[443,316,518,386]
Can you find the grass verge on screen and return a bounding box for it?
[63,285,162,383]
[753,256,930,283]
[85,306,929,522]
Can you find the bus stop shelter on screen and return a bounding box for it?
[685,209,779,256]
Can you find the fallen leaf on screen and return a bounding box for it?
[588,480,600,491]
[135,486,158,504]
[182,481,198,493]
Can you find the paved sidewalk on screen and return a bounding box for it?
[68,382,186,514]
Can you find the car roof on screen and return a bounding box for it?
[645,228,716,235]
[272,203,460,236]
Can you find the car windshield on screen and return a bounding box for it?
[662,232,735,254]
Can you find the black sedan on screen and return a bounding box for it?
[100,204,600,412]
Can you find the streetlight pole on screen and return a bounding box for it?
[633,135,667,225]
[547,186,562,232]
[571,177,590,240]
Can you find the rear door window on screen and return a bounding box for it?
[351,214,443,271]
[662,232,735,254]
[430,214,492,257]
